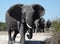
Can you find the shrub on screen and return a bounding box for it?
[0,22,7,31]
[52,19,60,32]
[45,19,60,44]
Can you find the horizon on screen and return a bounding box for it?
[0,0,60,22]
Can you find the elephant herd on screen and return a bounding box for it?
[33,18,51,33]
[5,4,51,44]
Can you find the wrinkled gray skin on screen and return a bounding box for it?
[6,4,45,44]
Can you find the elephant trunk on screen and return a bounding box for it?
[27,28,33,39]
[26,23,33,39]
[26,18,33,39]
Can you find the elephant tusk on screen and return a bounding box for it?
[26,23,32,29]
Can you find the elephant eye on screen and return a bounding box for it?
[22,9,26,14]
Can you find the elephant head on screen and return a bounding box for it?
[7,4,34,28]
[22,5,34,28]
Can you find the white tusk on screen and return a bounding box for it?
[26,23,32,29]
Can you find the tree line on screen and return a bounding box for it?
[0,22,7,31]
[52,19,60,32]
[0,19,60,32]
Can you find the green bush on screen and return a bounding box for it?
[52,19,60,32]
[0,22,7,31]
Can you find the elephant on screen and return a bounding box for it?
[37,18,45,32]
[46,20,51,30]
[33,18,45,33]
[6,4,45,44]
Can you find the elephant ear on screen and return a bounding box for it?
[7,4,23,21]
[32,4,45,20]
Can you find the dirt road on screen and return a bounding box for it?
[0,31,52,44]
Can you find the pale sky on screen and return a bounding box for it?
[0,0,60,22]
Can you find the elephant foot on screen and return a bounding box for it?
[12,38,15,43]
[20,41,25,44]
[42,29,45,32]
[43,31,45,32]
[12,40,15,43]
[27,34,32,39]
[8,41,13,44]
[8,40,14,44]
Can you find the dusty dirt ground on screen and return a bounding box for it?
[0,31,52,44]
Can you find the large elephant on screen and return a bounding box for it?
[6,4,45,44]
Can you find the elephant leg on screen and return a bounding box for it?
[37,27,39,32]
[35,28,37,33]
[8,29,12,44]
[39,27,41,32]
[12,30,19,42]
[20,32,25,44]
[42,28,45,32]
[20,23,25,44]
[37,26,39,32]
[33,23,36,33]
[35,25,38,33]
[43,29,45,32]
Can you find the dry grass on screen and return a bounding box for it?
[0,31,8,35]
[45,32,60,44]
